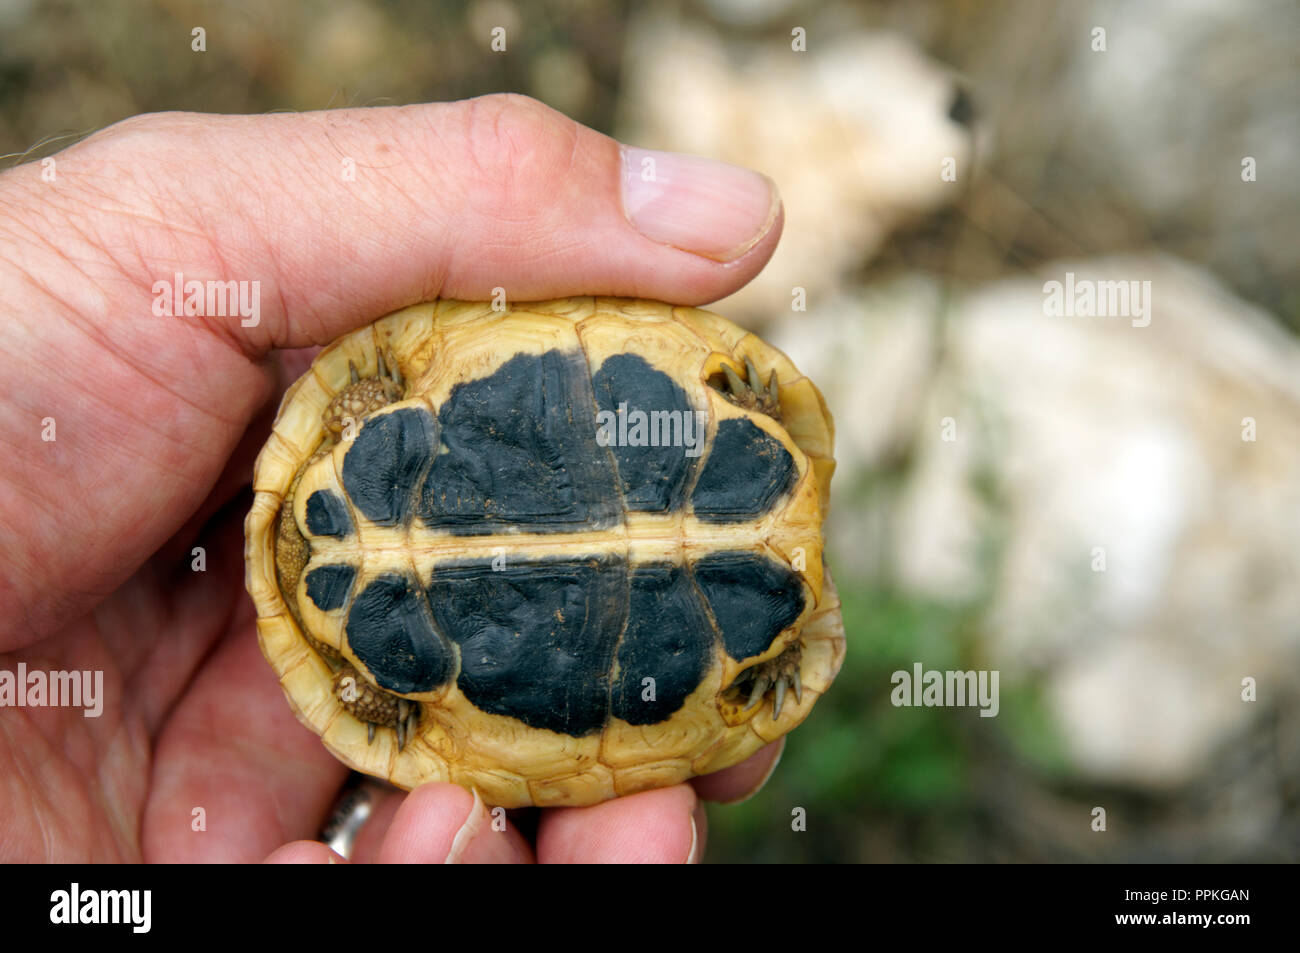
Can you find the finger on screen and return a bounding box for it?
[140,592,348,862]
[264,841,345,864]
[691,738,786,804]
[348,787,406,864]
[373,783,533,864]
[536,784,699,863]
[691,798,708,864]
[153,346,321,569]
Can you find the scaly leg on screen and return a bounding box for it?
[331,664,421,750]
[323,347,406,438]
[736,641,803,719]
[715,355,782,421]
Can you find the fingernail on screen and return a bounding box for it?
[621,146,780,262]
[685,812,701,864]
[446,787,521,864]
[444,788,524,864]
[444,788,487,864]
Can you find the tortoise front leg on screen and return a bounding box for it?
[736,641,803,720]
[323,348,406,439]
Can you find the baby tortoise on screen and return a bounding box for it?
[245,297,844,808]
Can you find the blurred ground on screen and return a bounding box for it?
[2,0,1297,861]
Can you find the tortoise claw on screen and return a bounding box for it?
[396,699,412,750]
[330,661,420,749]
[349,360,360,384]
[723,364,748,398]
[713,357,782,421]
[379,348,405,401]
[735,642,804,719]
[744,675,772,710]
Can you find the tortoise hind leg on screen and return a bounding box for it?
[736,642,803,720]
[331,664,421,750]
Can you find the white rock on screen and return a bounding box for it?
[893,254,1300,787]
[618,16,977,322]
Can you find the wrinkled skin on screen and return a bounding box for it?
[0,94,786,862]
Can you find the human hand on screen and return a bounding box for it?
[0,94,784,862]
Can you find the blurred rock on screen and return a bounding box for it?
[531,47,594,117]
[886,254,1300,788]
[1066,0,1299,307]
[618,14,977,323]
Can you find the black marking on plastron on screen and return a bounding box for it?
[610,565,713,725]
[592,354,699,513]
[346,573,453,695]
[420,351,621,533]
[427,557,628,736]
[305,489,353,537]
[692,552,805,661]
[690,418,796,522]
[304,563,356,612]
[341,406,439,526]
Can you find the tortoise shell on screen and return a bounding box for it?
[244,297,844,808]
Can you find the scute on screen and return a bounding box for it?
[305,489,352,537]
[305,563,355,612]
[347,573,454,694]
[342,406,439,526]
[692,552,806,661]
[591,353,698,513]
[690,418,797,522]
[427,557,627,737]
[609,565,714,725]
[419,351,622,533]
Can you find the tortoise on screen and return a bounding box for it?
[244,297,844,808]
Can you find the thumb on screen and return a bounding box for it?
[0,94,782,645]
[9,93,783,354]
